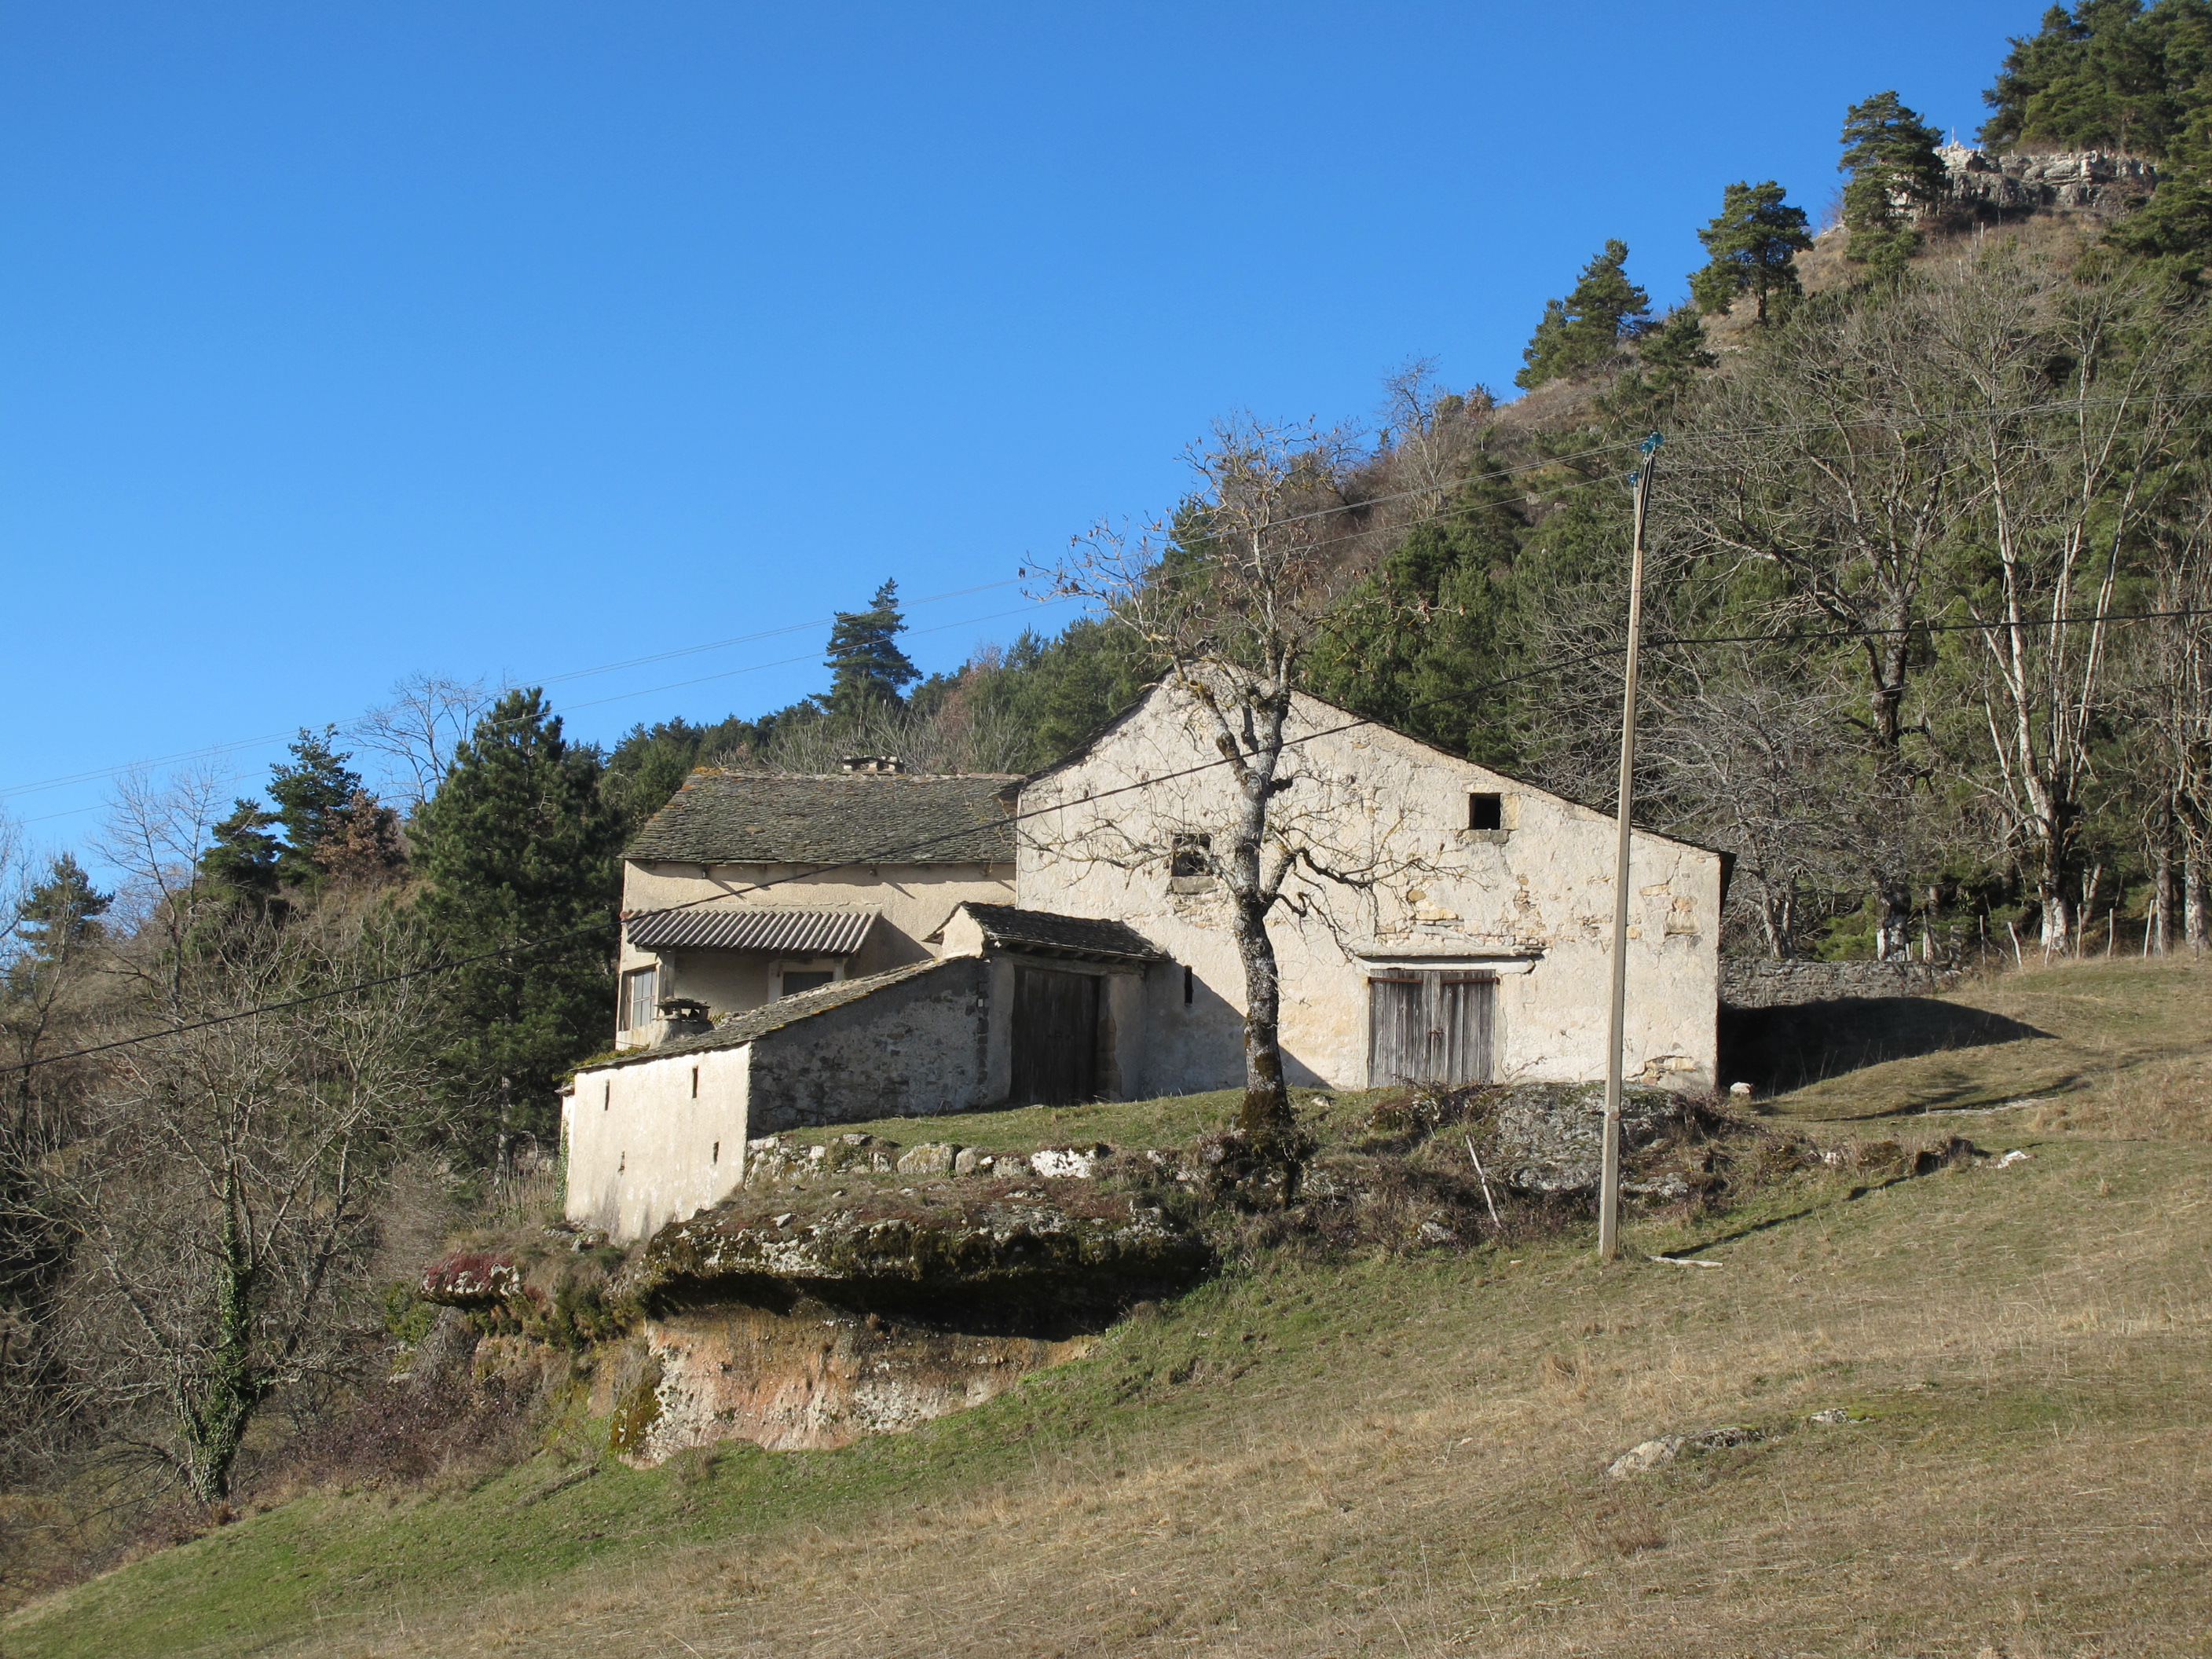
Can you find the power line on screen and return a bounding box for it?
[9,598,2207,1079]
[0,575,1047,804]
[17,376,2196,814]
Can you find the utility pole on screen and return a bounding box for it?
[1599,432,1662,1265]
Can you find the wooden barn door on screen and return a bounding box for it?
[1368,971,1495,1086]
[1010,966,1101,1104]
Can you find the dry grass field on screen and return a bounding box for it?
[10,958,2210,1658]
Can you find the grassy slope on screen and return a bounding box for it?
[13,959,2212,1658]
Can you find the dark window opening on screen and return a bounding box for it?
[782,969,835,998]
[1468,793,1503,832]
[1183,964,1195,1005]
[712,1140,720,1164]
[1170,833,1212,877]
[602,1082,610,1111]
[690,1066,699,1098]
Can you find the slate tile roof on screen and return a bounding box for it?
[625,906,876,956]
[579,959,957,1071]
[624,771,1020,867]
[956,903,1164,963]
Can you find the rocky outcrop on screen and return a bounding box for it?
[1482,1082,1694,1196]
[418,1251,523,1306]
[639,1179,1210,1326]
[620,1179,1211,1463]
[634,1300,1093,1458]
[1936,145,2156,218]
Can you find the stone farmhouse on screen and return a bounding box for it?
[564,680,1727,1240]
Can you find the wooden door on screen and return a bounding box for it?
[1368,971,1495,1086]
[1010,966,1100,1104]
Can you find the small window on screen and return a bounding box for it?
[1183,964,1195,1005]
[781,969,834,998]
[712,1140,720,1165]
[1170,833,1212,878]
[1468,793,1503,832]
[620,965,658,1031]
[690,1066,699,1099]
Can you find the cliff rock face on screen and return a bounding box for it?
[1936,145,2157,218]
[622,1178,1211,1462]
[635,1301,1093,1457]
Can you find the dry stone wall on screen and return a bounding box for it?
[1720,958,1962,1009]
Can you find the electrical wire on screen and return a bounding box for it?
[8,598,2208,1079]
[16,376,2206,811]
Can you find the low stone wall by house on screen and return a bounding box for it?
[1720,959,1963,1009]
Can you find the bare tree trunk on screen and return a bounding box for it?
[1232,892,1287,1138]
[2187,841,2207,956]
[2149,804,2174,956]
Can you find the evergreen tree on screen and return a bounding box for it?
[13,855,109,963]
[1309,476,1528,767]
[823,580,920,719]
[411,689,622,1151]
[199,800,284,906]
[1840,92,1947,279]
[1515,240,1652,390]
[602,713,771,826]
[1690,181,1814,321]
[268,728,364,888]
[1980,1,2212,157]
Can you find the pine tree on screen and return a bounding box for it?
[13,855,109,962]
[1980,1,2212,157]
[1515,240,1652,390]
[268,728,365,888]
[199,800,284,906]
[1840,92,1947,279]
[1690,181,1814,321]
[411,689,622,1151]
[824,580,920,720]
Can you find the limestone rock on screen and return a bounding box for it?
[1606,1437,1682,1478]
[1606,1423,1767,1478]
[953,1146,995,1177]
[1031,1144,1109,1179]
[419,1251,522,1306]
[895,1142,960,1177]
[639,1179,1211,1322]
[1486,1082,1683,1195]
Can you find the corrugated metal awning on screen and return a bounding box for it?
[625,906,876,955]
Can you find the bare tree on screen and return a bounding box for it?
[1639,651,1871,957]
[728,680,1036,777]
[1042,415,1386,1148]
[1661,279,1977,958]
[2116,481,2212,954]
[352,673,491,815]
[1930,258,2203,954]
[29,904,446,1505]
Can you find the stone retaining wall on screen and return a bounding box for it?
[1720,958,1962,1009]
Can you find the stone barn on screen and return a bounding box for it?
[565,682,1726,1240]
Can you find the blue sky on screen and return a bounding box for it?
[2,0,2045,859]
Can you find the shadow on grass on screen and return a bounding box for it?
[1721,997,2053,1096]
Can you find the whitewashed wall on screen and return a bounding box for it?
[566,1042,753,1243]
[1013,683,1722,1093]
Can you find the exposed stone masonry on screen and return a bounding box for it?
[1720,958,1963,1009]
